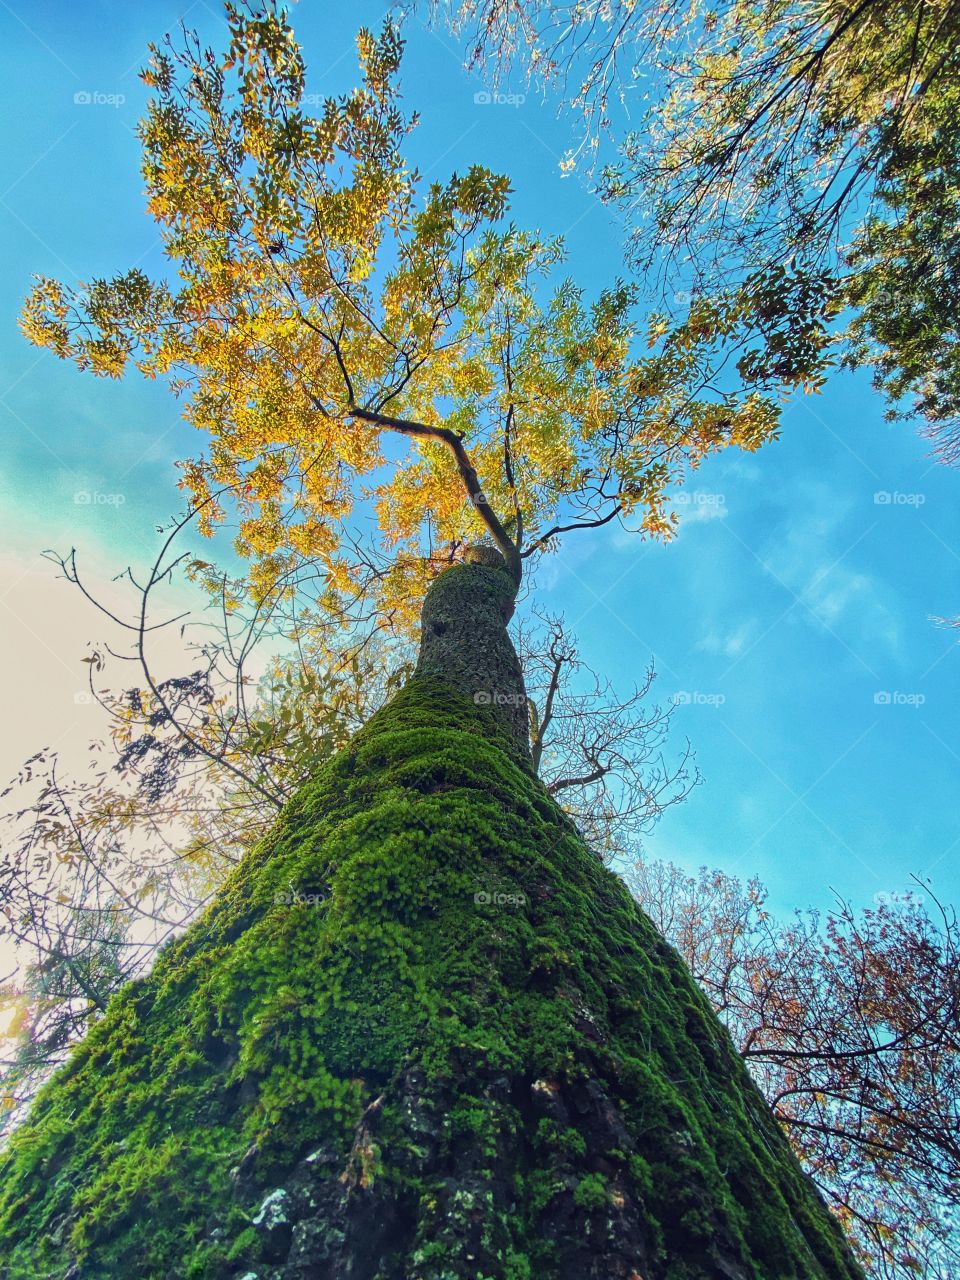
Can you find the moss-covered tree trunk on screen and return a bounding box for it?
[0,555,862,1280]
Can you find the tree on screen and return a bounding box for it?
[0,906,132,1130]
[630,860,960,1278]
[0,8,863,1278]
[441,0,960,461]
[20,9,787,613]
[4,568,950,1274]
[521,607,697,859]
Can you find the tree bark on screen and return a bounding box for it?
[415,549,530,757]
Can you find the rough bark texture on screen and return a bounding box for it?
[0,558,863,1280]
[415,551,529,757]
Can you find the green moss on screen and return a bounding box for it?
[226,1228,258,1261]
[0,677,862,1279]
[573,1172,611,1212]
[504,1251,533,1280]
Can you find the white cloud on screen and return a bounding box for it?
[696,620,758,659]
[760,482,903,658]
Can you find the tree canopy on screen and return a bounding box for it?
[21,6,786,614]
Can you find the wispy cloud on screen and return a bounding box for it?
[760,482,903,658]
[696,620,758,659]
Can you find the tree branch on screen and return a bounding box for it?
[345,403,522,586]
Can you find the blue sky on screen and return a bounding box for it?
[1,0,958,920]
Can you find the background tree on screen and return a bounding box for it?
[440,0,960,461]
[521,607,697,859]
[0,905,131,1129]
[630,859,960,1278]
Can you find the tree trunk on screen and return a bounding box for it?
[0,555,863,1280]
